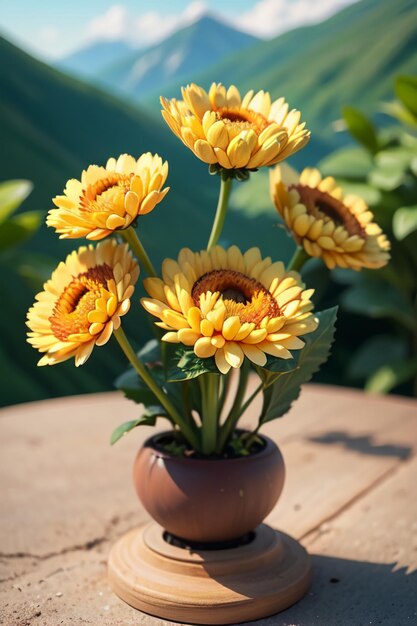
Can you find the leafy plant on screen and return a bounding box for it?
[320,74,417,394]
[0,179,52,289]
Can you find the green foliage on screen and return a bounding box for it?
[258,308,337,425]
[395,75,417,119]
[393,206,417,240]
[110,410,159,445]
[0,180,48,284]
[366,358,417,394]
[0,179,33,223]
[342,106,379,153]
[0,180,39,253]
[347,335,407,380]
[321,75,417,394]
[115,340,173,417]
[341,279,415,332]
[167,346,219,381]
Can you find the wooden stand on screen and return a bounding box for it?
[108,523,311,624]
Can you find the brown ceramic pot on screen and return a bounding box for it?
[133,431,285,543]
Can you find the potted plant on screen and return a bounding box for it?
[26,82,390,623]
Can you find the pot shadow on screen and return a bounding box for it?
[307,431,412,461]
[202,553,417,626]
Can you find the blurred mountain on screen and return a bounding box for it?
[58,40,134,79]
[96,14,259,99]
[186,0,417,141]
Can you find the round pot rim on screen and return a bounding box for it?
[140,429,279,463]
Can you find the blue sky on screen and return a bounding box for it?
[0,0,355,60]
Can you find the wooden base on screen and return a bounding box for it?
[108,523,311,624]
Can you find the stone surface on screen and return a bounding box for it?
[0,384,416,625]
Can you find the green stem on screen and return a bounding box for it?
[217,363,249,452]
[121,227,157,277]
[287,246,309,272]
[218,370,232,417]
[200,374,219,455]
[207,174,233,250]
[242,423,262,451]
[114,327,199,449]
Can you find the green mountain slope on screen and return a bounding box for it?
[0,35,290,406]
[97,15,258,100]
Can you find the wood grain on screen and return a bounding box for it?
[108,523,311,624]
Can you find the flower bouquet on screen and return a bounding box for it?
[26,83,390,622]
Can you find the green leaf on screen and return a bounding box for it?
[0,210,43,251]
[395,76,417,118]
[318,146,372,180]
[115,339,164,404]
[261,354,296,374]
[375,147,415,172]
[365,358,417,394]
[342,106,378,154]
[368,166,406,191]
[393,206,417,241]
[380,101,417,128]
[110,409,160,445]
[259,307,337,425]
[167,346,219,381]
[115,366,158,405]
[137,338,161,365]
[0,180,33,223]
[341,279,415,332]
[348,335,408,380]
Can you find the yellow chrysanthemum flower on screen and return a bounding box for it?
[141,245,318,375]
[161,83,310,170]
[47,153,169,240]
[26,239,139,367]
[270,165,390,270]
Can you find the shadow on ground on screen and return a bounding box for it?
[307,431,412,461]
[247,554,417,625]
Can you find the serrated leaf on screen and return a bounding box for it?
[393,206,417,241]
[167,346,219,381]
[110,409,160,445]
[258,308,337,425]
[256,351,298,390]
[341,280,415,332]
[342,106,378,154]
[0,179,33,223]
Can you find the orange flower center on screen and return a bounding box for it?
[215,107,269,135]
[292,185,366,239]
[192,269,280,325]
[80,174,132,213]
[50,264,113,341]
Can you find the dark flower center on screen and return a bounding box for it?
[291,184,366,239]
[192,269,280,325]
[50,264,113,340]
